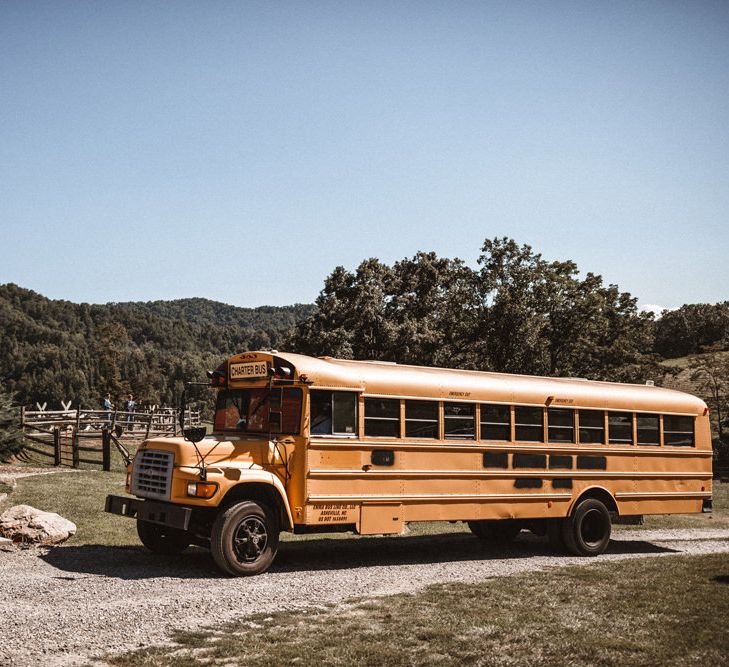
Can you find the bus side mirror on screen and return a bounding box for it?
[184,426,207,444]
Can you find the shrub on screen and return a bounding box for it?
[0,389,23,462]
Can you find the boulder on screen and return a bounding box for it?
[0,505,76,545]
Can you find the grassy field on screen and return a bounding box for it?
[105,553,729,667]
[659,349,729,370]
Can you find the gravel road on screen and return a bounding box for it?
[1,527,728,666]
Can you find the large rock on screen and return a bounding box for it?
[0,505,77,545]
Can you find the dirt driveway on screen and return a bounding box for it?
[1,526,728,666]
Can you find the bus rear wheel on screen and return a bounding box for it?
[561,498,611,556]
[137,520,190,555]
[211,500,279,576]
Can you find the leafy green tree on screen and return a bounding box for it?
[473,238,655,380]
[291,237,656,382]
[0,388,22,462]
[654,302,729,358]
[689,353,729,444]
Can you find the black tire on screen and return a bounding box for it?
[561,498,611,556]
[467,519,521,542]
[211,501,279,576]
[136,520,190,555]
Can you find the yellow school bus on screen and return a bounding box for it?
[105,351,712,575]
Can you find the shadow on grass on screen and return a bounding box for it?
[39,532,677,580]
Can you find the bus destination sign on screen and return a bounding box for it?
[229,361,268,380]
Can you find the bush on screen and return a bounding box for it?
[0,389,23,462]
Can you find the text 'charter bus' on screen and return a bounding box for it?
[105,351,712,575]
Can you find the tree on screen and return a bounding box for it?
[689,353,729,444]
[290,237,656,382]
[0,387,22,462]
[654,302,729,358]
[474,238,655,379]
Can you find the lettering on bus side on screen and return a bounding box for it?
[310,504,358,523]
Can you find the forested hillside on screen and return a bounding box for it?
[0,283,314,408]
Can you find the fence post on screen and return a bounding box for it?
[75,407,81,433]
[20,405,25,429]
[145,413,153,440]
[53,427,61,466]
[72,428,79,469]
[102,428,111,471]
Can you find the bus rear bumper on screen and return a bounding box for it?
[105,495,192,531]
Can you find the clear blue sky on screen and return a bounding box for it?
[1,1,727,310]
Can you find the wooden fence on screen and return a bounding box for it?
[19,405,201,471]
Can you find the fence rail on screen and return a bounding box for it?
[19,405,201,471]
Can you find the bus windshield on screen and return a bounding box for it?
[214,388,302,435]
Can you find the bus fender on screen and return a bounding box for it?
[567,486,619,516]
[220,469,294,530]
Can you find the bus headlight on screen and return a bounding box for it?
[186,481,218,499]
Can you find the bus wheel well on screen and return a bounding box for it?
[572,488,619,515]
[220,483,291,530]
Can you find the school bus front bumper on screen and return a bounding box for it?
[105,494,192,531]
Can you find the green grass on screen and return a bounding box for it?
[0,469,137,546]
[105,553,729,667]
[660,350,729,370]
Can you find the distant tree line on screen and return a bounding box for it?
[0,283,314,409]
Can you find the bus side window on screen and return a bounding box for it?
[310,390,357,436]
[608,411,633,445]
[364,398,400,437]
[664,415,694,447]
[480,404,511,441]
[444,402,475,440]
[637,413,660,446]
[515,407,544,442]
[405,400,439,439]
[547,408,575,443]
[578,410,605,444]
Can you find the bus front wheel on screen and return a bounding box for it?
[561,498,611,556]
[137,520,189,555]
[211,500,279,576]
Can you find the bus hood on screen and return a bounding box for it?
[137,435,278,469]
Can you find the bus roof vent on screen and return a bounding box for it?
[646,380,655,386]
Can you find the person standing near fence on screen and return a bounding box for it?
[124,394,135,432]
[103,393,113,423]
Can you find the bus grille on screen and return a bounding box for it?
[132,449,174,500]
